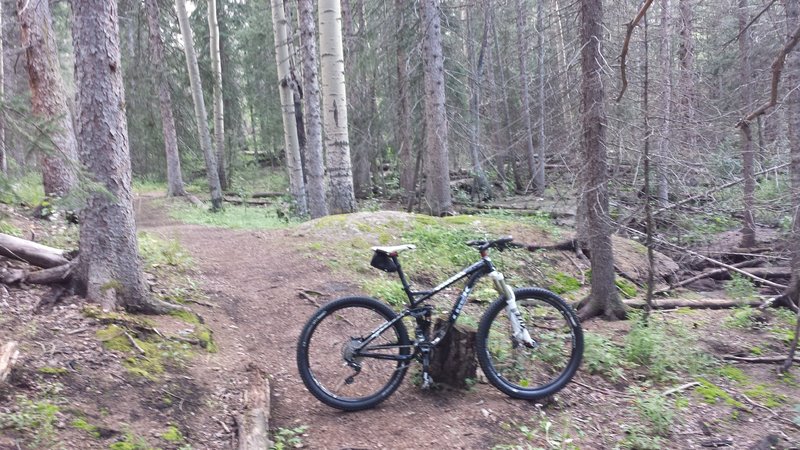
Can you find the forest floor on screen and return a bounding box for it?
[1,194,799,449]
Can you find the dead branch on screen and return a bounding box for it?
[737,22,800,127]
[723,0,779,47]
[663,381,700,396]
[0,341,19,383]
[124,332,146,355]
[223,196,272,206]
[723,355,800,364]
[621,226,787,290]
[224,191,283,199]
[652,163,789,216]
[625,298,762,309]
[616,0,655,102]
[0,232,69,268]
[654,259,764,295]
[238,364,272,450]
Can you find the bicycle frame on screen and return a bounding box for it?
[354,253,533,362]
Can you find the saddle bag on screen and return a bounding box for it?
[370,251,398,273]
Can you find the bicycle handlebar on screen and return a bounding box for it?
[465,236,522,252]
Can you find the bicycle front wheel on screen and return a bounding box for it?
[296,296,410,411]
[477,288,583,400]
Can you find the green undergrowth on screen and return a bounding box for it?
[168,201,298,229]
[95,324,192,380]
[0,397,61,448]
[138,232,192,270]
[582,316,712,383]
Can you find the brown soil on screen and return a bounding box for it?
[1,196,799,449]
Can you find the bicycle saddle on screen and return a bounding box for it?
[371,244,416,255]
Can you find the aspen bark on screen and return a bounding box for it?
[145,0,185,197]
[72,0,155,312]
[175,0,223,210]
[208,0,227,190]
[17,0,78,196]
[319,0,356,213]
[271,0,307,215]
[298,0,328,218]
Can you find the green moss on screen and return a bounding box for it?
[37,367,68,376]
[743,384,787,408]
[718,365,748,384]
[161,425,184,443]
[170,309,202,326]
[96,325,133,352]
[749,346,764,355]
[548,272,581,294]
[0,221,22,236]
[615,278,638,299]
[71,418,101,438]
[695,378,744,408]
[108,431,153,450]
[194,325,217,353]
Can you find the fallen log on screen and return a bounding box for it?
[0,233,69,268]
[655,259,764,295]
[223,196,272,206]
[238,364,272,450]
[723,355,800,364]
[624,298,762,309]
[740,267,792,279]
[0,341,19,383]
[1,260,76,285]
[620,226,787,290]
[224,191,283,199]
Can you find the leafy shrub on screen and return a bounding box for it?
[724,274,757,301]
[624,317,711,382]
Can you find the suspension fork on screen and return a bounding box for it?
[489,271,535,347]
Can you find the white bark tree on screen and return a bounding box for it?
[319,0,356,213]
[208,0,227,190]
[298,0,328,218]
[271,0,307,215]
[175,0,223,210]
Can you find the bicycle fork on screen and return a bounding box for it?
[489,271,536,348]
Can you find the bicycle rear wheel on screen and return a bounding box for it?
[296,296,410,411]
[477,288,583,400]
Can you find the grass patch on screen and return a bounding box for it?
[548,272,581,295]
[37,366,69,376]
[634,391,674,436]
[718,365,748,384]
[583,332,624,380]
[724,274,757,301]
[724,306,759,329]
[109,430,154,450]
[624,317,711,382]
[694,378,744,408]
[138,232,192,270]
[615,278,638,299]
[0,397,60,447]
[743,384,787,408]
[71,417,101,438]
[361,277,408,308]
[168,202,296,229]
[161,425,185,443]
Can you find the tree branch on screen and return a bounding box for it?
[737,21,800,127]
[616,0,655,102]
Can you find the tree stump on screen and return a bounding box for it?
[429,319,477,389]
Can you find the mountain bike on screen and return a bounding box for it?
[296,236,584,411]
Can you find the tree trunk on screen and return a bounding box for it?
[0,0,5,176]
[420,0,453,216]
[208,0,227,190]
[429,319,477,389]
[16,0,78,196]
[319,0,356,214]
[72,0,161,313]
[677,0,696,157]
[536,0,546,195]
[175,0,223,210]
[145,0,185,197]
[271,0,307,216]
[577,0,626,321]
[396,0,415,202]
[739,0,757,248]
[656,0,673,207]
[514,0,542,194]
[782,0,800,373]
[465,6,490,200]
[298,0,328,219]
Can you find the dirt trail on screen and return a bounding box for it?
[134,197,605,449]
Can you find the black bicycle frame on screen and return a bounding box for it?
[354,256,496,362]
